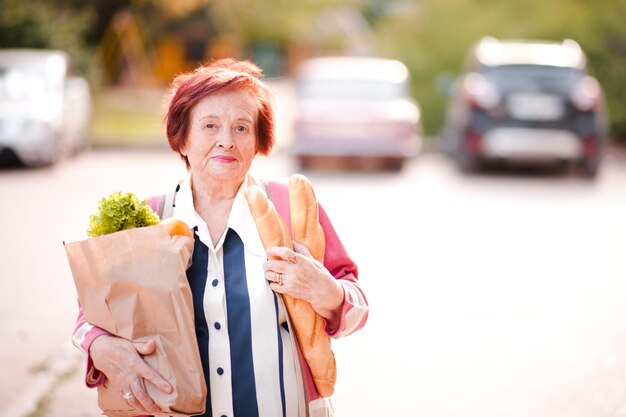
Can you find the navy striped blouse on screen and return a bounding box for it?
[174,176,301,417]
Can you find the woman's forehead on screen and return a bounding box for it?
[192,89,258,119]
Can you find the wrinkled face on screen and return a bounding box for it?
[182,89,258,184]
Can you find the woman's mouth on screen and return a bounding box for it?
[212,155,237,163]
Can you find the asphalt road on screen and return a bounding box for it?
[1,148,626,416]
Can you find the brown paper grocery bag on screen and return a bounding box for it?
[64,225,206,417]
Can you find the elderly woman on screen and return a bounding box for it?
[72,59,368,417]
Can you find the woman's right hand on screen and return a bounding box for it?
[90,335,173,414]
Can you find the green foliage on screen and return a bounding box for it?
[87,192,160,237]
[207,0,346,44]
[0,0,94,78]
[576,1,626,142]
[372,0,626,141]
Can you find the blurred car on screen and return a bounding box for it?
[0,49,92,166]
[440,37,609,178]
[291,56,422,170]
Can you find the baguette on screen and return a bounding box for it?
[288,174,325,263]
[244,185,292,249]
[287,175,335,396]
[244,178,336,397]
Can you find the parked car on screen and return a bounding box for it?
[440,37,609,178]
[0,49,92,166]
[291,56,422,170]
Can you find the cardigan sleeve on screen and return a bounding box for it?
[72,301,109,387]
[318,203,369,338]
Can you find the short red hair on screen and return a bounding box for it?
[165,59,276,169]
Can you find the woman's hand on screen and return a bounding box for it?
[90,335,172,414]
[264,242,344,328]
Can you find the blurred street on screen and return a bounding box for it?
[1,147,626,416]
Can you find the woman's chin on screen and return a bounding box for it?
[201,162,246,181]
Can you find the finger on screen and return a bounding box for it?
[263,259,276,271]
[264,270,276,283]
[132,339,156,355]
[123,389,143,411]
[123,384,147,413]
[130,378,161,413]
[264,270,286,285]
[139,362,173,394]
[293,241,313,258]
[132,341,172,394]
[269,281,286,293]
[263,259,290,273]
[266,246,297,263]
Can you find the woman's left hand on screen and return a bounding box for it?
[264,242,344,325]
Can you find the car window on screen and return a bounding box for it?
[0,67,55,100]
[481,65,584,91]
[297,78,409,100]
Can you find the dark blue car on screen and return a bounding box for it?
[441,37,609,178]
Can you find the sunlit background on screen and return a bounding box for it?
[1,0,626,416]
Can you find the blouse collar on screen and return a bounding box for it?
[174,174,266,256]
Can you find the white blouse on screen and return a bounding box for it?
[172,175,300,417]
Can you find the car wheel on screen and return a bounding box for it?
[46,137,66,166]
[384,157,405,172]
[457,152,481,173]
[69,128,90,155]
[298,156,313,171]
[580,158,600,179]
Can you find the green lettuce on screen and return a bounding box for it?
[87,191,160,237]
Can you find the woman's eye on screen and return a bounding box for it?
[235,125,249,133]
[205,123,216,129]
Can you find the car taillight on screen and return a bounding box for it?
[571,76,601,112]
[463,72,501,110]
[582,135,598,156]
[465,130,482,153]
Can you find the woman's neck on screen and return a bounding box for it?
[190,175,249,247]
[191,175,246,205]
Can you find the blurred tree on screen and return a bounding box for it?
[372,0,626,141]
[45,0,166,85]
[578,0,626,143]
[50,0,131,46]
[0,0,93,78]
[206,0,353,75]
[95,9,158,86]
[208,0,345,45]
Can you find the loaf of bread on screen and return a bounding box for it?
[288,174,325,263]
[244,176,336,397]
[244,185,292,249]
[287,174,335,396]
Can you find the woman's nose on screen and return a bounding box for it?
[217,129,235,149]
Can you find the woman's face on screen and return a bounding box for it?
[182,89,258,184]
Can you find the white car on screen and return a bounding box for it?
[0,49,92,166]
[291,56,422,170]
